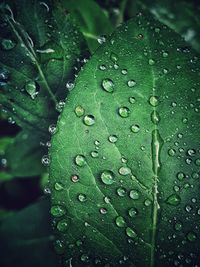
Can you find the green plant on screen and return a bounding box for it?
[0,1,200,266]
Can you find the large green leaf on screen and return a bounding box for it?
[50,13,200,266]
[0,198,59,267]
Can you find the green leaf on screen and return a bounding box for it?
[50,13,200,266]
[60,0,113,52]
[0,198,59,267]
[126,0,200,53]
[5,130,45,177]
[0,0,87,133]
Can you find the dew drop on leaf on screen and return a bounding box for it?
[168,148,176,156]
[129,97,136,104]
[118,166,131,176]
[128,207,138,217]
[83,115,95,126]
[149,96,159,107]
[25,81,39,99]
[127,80,136,87]
[110,52,118,62]
[118,107,130,118]
[41,155,50,166]
[54,182,64,191]
[126,227,137,238]
[174,222,183,231]
[177,172,185,181]
[101,170,115,185]
[108,135,118,143]
[166,194,181,206]
[131,124,140,133]
[148,59,155,65]
[1,39,16,50]
[77,193,87,202]
[51,205,66,217]
[57,219,68,232]
[151,110,160,124]
[99,207,107,214]
[75,155,86,167]
[115,216,126,227]
[186,232,197,242]
[101,78,114,93]
[129,190,140,200]
[91,151,99,158]
[75,105,85,117]
[117,187,127,197]
[71,174,80,183]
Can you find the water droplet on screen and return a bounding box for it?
[185,205,192,212]
[104,196,111,203]
[128,207,138,217]
[83,115,95,126]
[99,64,106,70]
[121,69,127,75]
[110,52,118,62]
[57,219,68,232]
[71,174,79,183]
[44,186,51,195]
[51,205,66,217]
[117,187,127,197]
[101,170,115,185]
[195,159,200,166]
[25,81,39,99]
[78,193,87,202]
[162,51,169,58]
[54,182,64,191]
[166,194,181,206]
[54,239,65,254]
[151,111,160,124]
[131,124,140,133]
[1,39,16,50]
[129,97,136,104]
[148,59,155,65]
[75,155,86,167]
[118,107,130,118]
[115,216,126,227]
[108,135,118,143]
[119,166,131,176]
[48,124,57,135]
[56,100,65,112]
[127,80,136,87]
[75,106,85,117]
[187,232,197,242]
[91,151,99,158]
[182,118,188,124]
[187,149,196,156]
[41,155,50,166]
[177,172,185,181]
[66,81,74,90]
[101,78,114,93]
[144,199,152,206]
[126,227,137,238]
[97,35,106,44]
[129,190,139,200]
[80,254,89,262]
[168,148,176,156]
[99,207,107,214]
[149,96,159,106]
[174,222,182,231]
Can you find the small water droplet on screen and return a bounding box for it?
[101,78,114,93]
[78,193,87,202]
[51,205,66,217]
[118,107,130,118]
[108,135,118,143]
[177,172,185,181]
[128,207,138,217]
[99,207,107,214]
[97,35,106,44]
[148,59,155,65]
[83,115,95,126]
[187,149,196,156]
[151,111,160,124]
[144,199,151,206]
[195,158,200,166]
[104,196,111,203]
[174,222,182,231]
[149,96,159,106]
[162,51,169,58]
[115,216,126,227]
[131,124,140,133]
[129,97,136,104]
[41,155,50,166]
[25,81,39,99]
[127,80,136,87]
[129,190,139,200]
[187,232,197,242]
[168,148,176,156]
[48,124,57,135]
[101,170,115,185]
[121,69,128,75]
[126,227,137,238]
[54,182,64,191]
[99,64,106,70]
[91,151,99,158]
[110,52,118,62]
[166,194,181,206]
[119,166,131,176]
[56,100,65,112]
[57,219,68,232]
[117,187,127,197]
[66,81,74,90]
[1,39,16,50]
[75,155,86,167]
[75,106,85,117]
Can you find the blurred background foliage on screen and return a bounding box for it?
[0,0,200,266]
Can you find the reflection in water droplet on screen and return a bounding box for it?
[126,227,137,238]
[118,107,130,118]
[129,190,139,200]
[166,194,181,206]
[101,170,115,185]
[101,78,114,93]
[75,155,86,167]
[115,216,126,227]
[51,205,66,217]
[75,106,85,117]
[83,115,95,126]
[108,135,118,143]
[119,166,131,176]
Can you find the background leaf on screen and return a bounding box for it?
[50,12,200,266]
[0,197,59,267]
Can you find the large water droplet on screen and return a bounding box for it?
[83,115,95,126]
[149,96,159,107]
[126,227,137,238]
[101,78,114,93]
[101,170,115,185]
[119,166,131,176]
[25,81,39,99]
[118,107,130,118]
[75,155,86,167]
[127,80,136,87]
[115,216,126,227]
[51,205,66,217]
